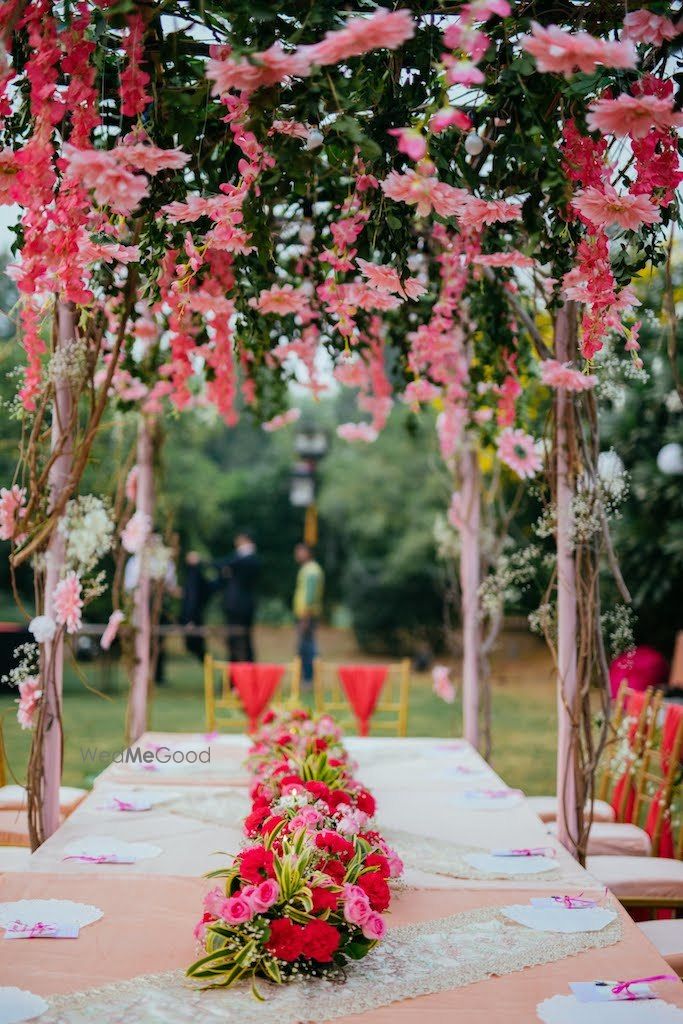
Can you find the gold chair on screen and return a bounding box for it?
[203,655,302,733]
[313,659,410,737]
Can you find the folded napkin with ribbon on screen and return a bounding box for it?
[62,837,162,865]
[502,899,617,933]
[0,898,102,942]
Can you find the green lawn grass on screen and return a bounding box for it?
[0,627,558,794]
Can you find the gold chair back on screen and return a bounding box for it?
[203,655,301,733]
[313,659,410,737]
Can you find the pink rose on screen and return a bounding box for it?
[203,886,227,917]
[221,894,253,924]
[361,911,387,941]
[342,883,372,926]
[249,879,280,913]
[290,806,322,830]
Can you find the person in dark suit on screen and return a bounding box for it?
[181,552,212,662]
[218,531,260,663]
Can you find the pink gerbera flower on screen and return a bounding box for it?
[115,142,190,174]
[572,185,661,230]
[0,485,27,541]
[587,93,683,139]
[624,10,680,46]
[356,258,426,299]
[53,572,83,634]
[497,429,542,479]
[458,197,522,230]
[522,23,636,77]
[381,170,468,218]
[540,360,598,392]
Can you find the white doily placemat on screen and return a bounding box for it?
[0,988,48,1024]
[537,995,683,1023]
[501,903,618,933]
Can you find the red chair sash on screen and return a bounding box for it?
[643,703,683,858]
[230,664,285,731]
[338,666,389,737]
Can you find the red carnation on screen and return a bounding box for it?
[244,805,270,834]
[355,788,376,816]
[260,814,285,836]
[280,774,304,789]
[302,919,341,963]
[313,738,328,752]
[357,871,391,912]
[365,852,390,878]
[305,780,331,803]
[328,790,352,810]
[239,846,275,883]
[310,886,340,913]
[319,858,346,884]
[315,830,355,861]
[265,918,304,962]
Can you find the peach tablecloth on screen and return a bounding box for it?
[1,874,681,1022]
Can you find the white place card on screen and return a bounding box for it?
[5,920,79,939]
[537,994,683,1023]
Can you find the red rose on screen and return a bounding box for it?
[310,886,340,913]
[265,918,304,962]
[319,858,346,884]
[262,709,276,724]
[280,774,304,789]
[357,871,391,912]
[365,852,390,878]
[328,790,350,810]
[239,846,275,884]
[312,738,328,752]
[302,919,341,963]
[355,788,376,816]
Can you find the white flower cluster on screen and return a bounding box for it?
[145,533,173,582]
[0,641,39,689]
[49,334,88,388]
[528,601,555,640]
[59,494,114,576]
[601,604,636,661]
[478,545,539,619]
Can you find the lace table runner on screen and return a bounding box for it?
[42,905,621,1023]
[384,828,574,882]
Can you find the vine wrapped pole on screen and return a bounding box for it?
[127,415,155,744]
[36,302,75,843]
[460,445,481,750]
[554,301,581,857]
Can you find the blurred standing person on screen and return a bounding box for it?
[218,531,260,663]
[181,552,211,662]
[293,543,324,685]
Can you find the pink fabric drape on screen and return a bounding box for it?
[644,702,683,858]
[230,664,284,731]
[338,666,388,736]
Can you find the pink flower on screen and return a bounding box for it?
[522,23,636,77]
[457,196,522,230]
[0,485,27,541]
[336,423,379,443]
[356,259,425,299]
[62,145,149,216]
[121,511,152,554]
[361,911,387,941]
[101,610,125,651]
[343,884,372,926]
[442,57,485,86]
[17,676,42,730]
[125,467,138,504]
[53,572,83,634]
[262,408,301,433]
[304,8,414,66]
[381,170,468,218]
[463,0,510,17]
[221,894,253,924]
[432,665,456,704]
[571,185,661,230]
[203,887,227,918]
[403,379,442,404]
[587,93,683,139]
[624,10,680,46]
[379,842,404,878]
[540,360,598,391]
[473,251,535,269]
[429,107,472,134]
[247,880,280,914]
[0,149,18,204]
[116,142,190,174]
[497,429,542,479]
[249,284,307,315]
[388,127,427,162]
[269,119,310,141]
[207,43,311,96]
[290,806,323,830]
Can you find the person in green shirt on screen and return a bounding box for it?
[293,542,324,684]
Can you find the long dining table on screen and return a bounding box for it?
[1,732,682,1023]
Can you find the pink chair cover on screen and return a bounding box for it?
[230,664,285,731]
[338,665,388,736]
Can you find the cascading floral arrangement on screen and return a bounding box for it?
[187,709,403,992]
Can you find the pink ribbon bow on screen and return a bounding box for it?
[611,975,678,998]
[7,920,57,938]
[552,893,596,909]
[479,789,517,799]
[113,798,135,811]
[64,854,116,863]
[508,847,555,857]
